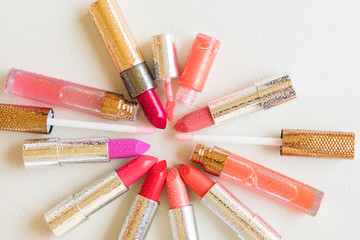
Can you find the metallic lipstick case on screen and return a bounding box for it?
[23,137,109,168]
[202,182,281,240]
[168,205,198,240]
[208,74,296,125]
[0,103,53,134]
[45,171,127,236]
[281,129,355,159]
[117,194,159,240]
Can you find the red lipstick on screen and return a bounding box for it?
[89,0,167,129]
[179,164,281,240]
[166,167,198,240]
[118,160,167,239]
[44,155,158,237]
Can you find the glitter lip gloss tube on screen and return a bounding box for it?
[191,144,324,216]
[176,33,220,105]
[89,0,167,129]
[5,68,138,121]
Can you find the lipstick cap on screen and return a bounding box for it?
[0,104,53,134]
[202,182,281,240]
[151,34,179,80]
[118,194,159,240]
[208,74,296,125]
[101,92,139,121]
[281,129,355,159]
[168,205,199,240]
[23,137,109,168]
[45,171,127,236]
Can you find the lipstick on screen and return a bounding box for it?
[89,0,167,129]
[191,144,324,216]
[44,155,157,236]
[176,129,355,159]
[174,74,296,132]
[23,137,150,168]
[151,34,179,122]
[0,103,153,134]
[179,164,280,240]
[166,167,198,240]
[176,33,220,105]
[118,160,167,240]
[5,68,138,121]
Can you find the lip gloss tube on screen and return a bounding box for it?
[89,0,167,129]
[166,167,198,240]
[23,137,150,168]
[179,164,280,240]
[118,160,167,240]
[176,33,220,105]
[191,144,324,216]
[5,68,138,121]
[44,155,158,236]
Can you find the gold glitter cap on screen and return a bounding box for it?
[281,129,355,159]
[101,92,139,121]
[0,104,53,134]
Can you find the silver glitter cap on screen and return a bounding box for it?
[168,205,199,240]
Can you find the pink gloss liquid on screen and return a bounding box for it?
[6,68,106,116]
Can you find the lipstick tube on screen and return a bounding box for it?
[6,68,138,121]
[191,144,324,216]
[176,34,220,104]
[118,160,167,240]
[44,155,158,236]
[89,0,167,129]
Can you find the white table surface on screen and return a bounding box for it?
[1,0,360,239]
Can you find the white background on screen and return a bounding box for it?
[1,0,360,239]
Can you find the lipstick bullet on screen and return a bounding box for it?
[44,155,158,236]
[89,0,167,129]
[118,160,167,239]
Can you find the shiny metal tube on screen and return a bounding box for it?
[168,205,198,240]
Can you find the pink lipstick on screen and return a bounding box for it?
[166,167,198,240]
[23,137,150,168]
[44,155,158,236]
[118,160,167,239]
[89,0,167,129]
[179,164,281,240]
[174,74,296,132]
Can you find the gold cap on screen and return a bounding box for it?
[0,104,53,134]
[101,92,138,121]
[281,129,355,159]
[89,0,144,73]
[190,144,229,175]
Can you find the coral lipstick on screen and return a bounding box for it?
[44,155,157,236]
[23,137,150,168]
[166,167,198,240]
[179,164,281,240]
[118,160,167,240]
[89,0,167,129]
[174,74,296,132]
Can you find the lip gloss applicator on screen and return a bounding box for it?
[151,34,179,122]
[190,144,324,216]
[44,155,158,236]
[89,0,167,129]
[0,103,153,135]
[117,160,167,240]
[23,137,150,168]
[179,164,281,240]
[166,167,198,240]
[176,129,355,159]
[174,74,296,132]
[5,68,138,121]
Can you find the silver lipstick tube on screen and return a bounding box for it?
[118,194,159,240]
[168,205,198,240]
[208,74,296,125]
[23,137,109,168]
[201,182,281,240]
[44,171,128,237]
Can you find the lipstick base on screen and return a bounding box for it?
[169,205,198,240]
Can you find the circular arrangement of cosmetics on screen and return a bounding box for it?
[0,0,356,239]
